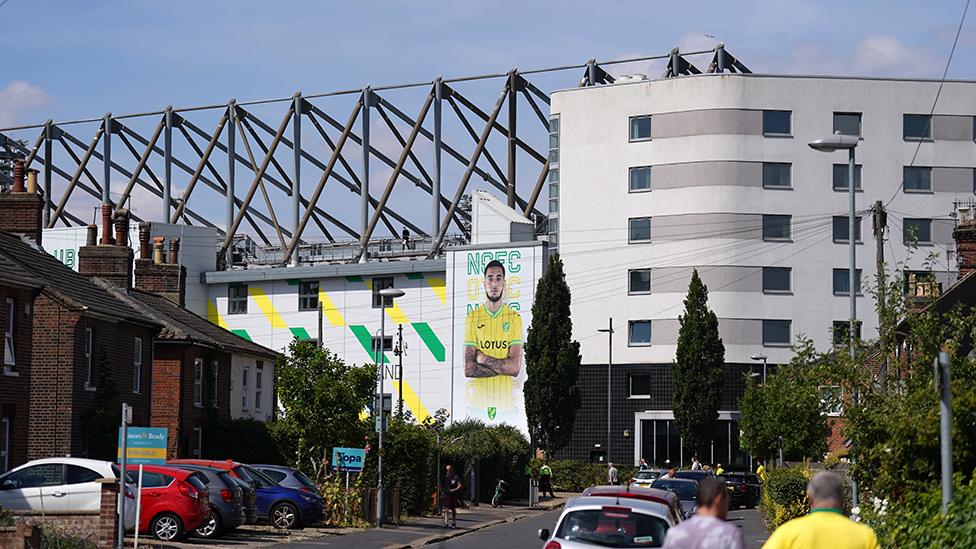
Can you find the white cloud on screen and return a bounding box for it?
[0,81,52,128]
[853,34,940,78]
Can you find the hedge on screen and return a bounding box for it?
[548,460,637,493]
[759,466,811,531]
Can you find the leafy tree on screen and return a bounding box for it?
[81,350,119,460]
[524,254,582,455]
[673,270,725,457]
[273,339,375,483]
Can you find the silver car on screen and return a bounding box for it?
[538,496,676,548]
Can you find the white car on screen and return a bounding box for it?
[0,458,136,530]
[538,496,677,548]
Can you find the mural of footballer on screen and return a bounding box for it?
[463,259,523,419]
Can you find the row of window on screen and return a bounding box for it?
[78,328,145,395]
[626,266,865,296]
[625,318,857,348]
[549,115,561,253]
[228,277,398,315]
[628,111,963,142]
[191,359,264,411]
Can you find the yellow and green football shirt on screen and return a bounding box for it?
[463,303,523,413]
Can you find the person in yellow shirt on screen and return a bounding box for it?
[715,463,725,476]
[756,462,767,482]
[763,471,879,549]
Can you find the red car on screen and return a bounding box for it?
[125,465,211,541]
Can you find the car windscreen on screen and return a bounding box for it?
[186,472,209,493]
[294,470,318,491]
[634,471,660,480]
[555,508,668,547]
[652,481,697,500]
[674,471,708,480]
[233,465,255,483]
[240,465,276,488]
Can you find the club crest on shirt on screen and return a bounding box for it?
[487,407,497,420]
[502,321,510,332]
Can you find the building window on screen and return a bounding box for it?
[84,328,93,389]
[193,359,203,407]
[242,366,249,410]
[210,360,219,409]
[832,268,863,295]
[628,320,652,346]
[762,215,792,241]
[833,112,862,137]
[762,110,792,136]
[903,166,933,193]
[0,417,8,473]
[762,162,792,189]
[371,335,393,362]
[762,319,791,346]
[628,217,651,243]
[832,321,862,347]
[819,386,843,416]
[191,427,202,458]
[3,298,14,372]
[629,115,652,141]
[832,216,863,243]
[548,169,559,214]
[629,166,652,192]
[630,375,651,398]
[832,164,863,191]
[905,271,942,298]
[255,365,263,412]
[548,115,559,163]
[903,218,932,244]
[372,277,394,308]
[298,280,319,311]
[132,338,142,394]
[628,269,651,294]
[228,284,248,314]
[762,267,791,294]
[904,114,932,140]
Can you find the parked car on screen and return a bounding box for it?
[629,469,663,488]
[581,485,684,523]
[125,464,210,541]
[538,496,674,548]
[158,464,245,538]
[225,473,259,524]
[252,464,321,495]
[650,478,700,517]
[0,458,136,530]
[719,472,761,509]
[674,470,715,482]
[169,459,323,529]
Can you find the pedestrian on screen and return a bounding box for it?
[763,471,880,549]
[639,458,649,471]
[607,462,619,485]
[692,455,702,470]
[756,461,767,482]
[401,227,410,251]
[715,463,725,476]
[441,464,463,528]
[662,478,745,549]
[539,461,555,498]
[661,467,677,480]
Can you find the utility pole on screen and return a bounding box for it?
[873,201,887,386]
[396,323,404,417]
[937,350,953,514]
[598,319,613,463]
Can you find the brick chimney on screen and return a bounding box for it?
[78,206,134,288]
[134,223,187,307]
[0,158,44,245]
[954,205,976,280]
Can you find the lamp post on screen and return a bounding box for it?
[750,354,768,384]
[376,287,404,527]
[598,318,613,463]
[809,131,860,509]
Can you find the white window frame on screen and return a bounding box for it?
[242,366,249,410]
[193,358,204,407]
[132,338,142,394]
[84,328,94,390]
[628,269,652,295]
[3,298,15,373]
[629,375,651,399]
[255,366,263,412]
[628,320,652,347]
[0,417,9,473]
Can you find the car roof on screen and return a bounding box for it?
[169,459,240,470]
[582,485,678,505]
[125,464,195,479]
[19,457,114,469]
[654,477,699,485]
[563,496,673,519]
[252,464,293,472]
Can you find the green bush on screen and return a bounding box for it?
[759,466,810,531]
[361,417,436,519]
[440,420,532,502]
[862,480,976,548]
[204,417,285,464]
[547,460,636,493]
[38,526,96,549]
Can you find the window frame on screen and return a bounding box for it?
[832,321,863,348]
[3,298,14,372]
[761,267,792,294]
[193,358,204,408]
[629,375,651,399]
[762,110,792,137]
[210,360,219,409]
[762,319,791,347]
[762,214,792,242]
[191,427,202,458]
[832,216,863,244]
[832,112,862,137]
[629,166,653,193]
[548,115,559,163]
[84,327,94,391]
[372,277,395,309]
[627,320,652,347]
[132,337,142,394]
[832,163,863,192]
[255,366,263,412]
[298,280,320,312]
[629,115,652,142]
[628,217,652,244]
[903,114,933,141]
[902,166,933,193]
[832,268,864,296]
[903,218,933,245]
[628,269,652,295]
[0,417,8,473]
[761,162,793,189]
[228,284,248,315]
[242,366,249,410]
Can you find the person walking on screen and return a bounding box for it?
[715,463,725,476]
[539,461,555,498]
[639,458,649,471]
[662,478,744,549]
[401,227,410,251]
[691,455,702,470]
[763,471,879,549]
[756,461,768,482]
[607,463,619,485]
[441,464,463,528]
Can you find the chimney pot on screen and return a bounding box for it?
[153,236,165,265]
[12,159,25,193]
[26,169,38,194]
[168,238,180,264]
[138,223,152,259]
[86,225,97,246]
[114,209,130,247]
[100,204,113,245]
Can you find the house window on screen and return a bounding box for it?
[242,366,249,410]
[832,268,863,295]
[629,166,652,192]
[372,277,394,308]
[628,320,652,347]
[630,375,651,398]
[210,360,219,409]
[762,215,792,241]
[903,167,932,192]
[904,114,932,140]
[3,298,14,372]
[762,110,792,136]
[762,267,791,294]
[299,280,319,311]
[905,271,942,298]
[629,115,652,142]
[228,284,248,314]
[833,112,862,137]
[762,163,792,189]
[628,218,651,243]
[132,338,142,394]
[191,427,202,458]
[193,359,203,407]
[255,366,263,412]
[84,328,93,389]
[832,164,863,191]
[0,417,8,473]
[548,115,559,163]
[832,321,862,347]
[903,218,932,244]
[628,269,651,294]
[819,386,843,416]
[832,216,863,243]
[762,319,791,346]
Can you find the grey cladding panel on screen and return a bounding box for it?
[652,110,762,139]
[651,266,763,293]
[651,318,760,346]
[932,167,974,193]
[933,219,956,245]
[933,115,974,141]
[653,213,761,241]
[653,162,763,190]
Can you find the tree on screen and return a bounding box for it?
[673,269,725,458]
[524,254,582,455]
[273,340,376,483]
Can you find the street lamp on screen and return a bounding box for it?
[750,354,768,384]
[597,318,614,463]
[809,131,860,510]
[376,287,405,527]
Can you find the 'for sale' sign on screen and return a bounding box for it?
[332,447,365,472]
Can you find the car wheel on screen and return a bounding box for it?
[195,511,223,538]
[271,502,299,529]
[152,513,184,541]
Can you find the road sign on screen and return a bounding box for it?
[332,447,366,472]
[118,427,168,465]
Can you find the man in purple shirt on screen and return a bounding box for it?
[662,478,744,549]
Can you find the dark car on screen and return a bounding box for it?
[720,473,761,509]
[674,470,716,482]
[226,473,259,524]
[160,464,245,538]
[651,478,699,517]
[252,464,321,496]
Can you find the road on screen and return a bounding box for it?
[428,508,768,549]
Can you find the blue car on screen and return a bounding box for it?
[237,464,323,529]
[253,464,321,496]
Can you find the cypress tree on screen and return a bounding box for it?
[673,269,725,459]
[524,254,582,455]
